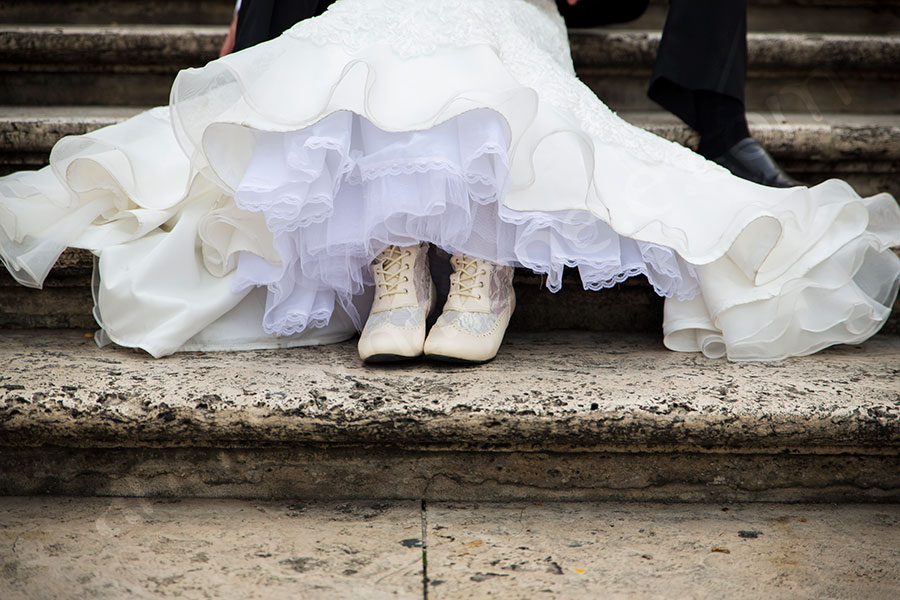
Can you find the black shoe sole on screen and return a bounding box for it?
[425,354,493,365]
[363,353,419,364]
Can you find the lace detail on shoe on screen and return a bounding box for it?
[490,265,514,314]
[374,245,412,301]
[435,256,510,334]
[364,305,426,331]
[435,310,498,335]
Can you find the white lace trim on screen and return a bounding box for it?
[364,305,426,331]
[435,310,499,335]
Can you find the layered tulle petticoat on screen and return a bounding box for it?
[1,0,899,359]
[231,108,698,336]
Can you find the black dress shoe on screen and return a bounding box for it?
[712,137,804,188]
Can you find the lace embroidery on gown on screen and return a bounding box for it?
[0,0,898,360]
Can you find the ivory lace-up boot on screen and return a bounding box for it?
[424,255,515,364]
[358,243,436,363]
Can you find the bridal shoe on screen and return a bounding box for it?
[424,255,515,364]
[358,243,436,363]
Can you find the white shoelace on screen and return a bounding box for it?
[450,255,486,300]
[374,246,411,300]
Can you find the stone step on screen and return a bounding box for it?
[3,0,899,33]
[1,108,898,333]
[0,25,221,107]
[0,0,236,26]
[3,107,897,192]
[573,30,900,114]
[0,26,897,112]
[1,329,899,501]
[0,106,144,176]
[617,0,900,34]
[2,497,898,599]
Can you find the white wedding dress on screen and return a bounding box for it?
[2,0,898,360]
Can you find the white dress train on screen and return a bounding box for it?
[1,0,898,360]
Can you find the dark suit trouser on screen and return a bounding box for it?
[556,0,748,132]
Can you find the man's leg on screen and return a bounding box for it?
[649,0,748,157]
[649,0,801,186]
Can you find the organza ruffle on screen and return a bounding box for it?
[664,186,900,360]
[0,108,358,357]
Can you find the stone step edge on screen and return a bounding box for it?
[3,445,899,502]
[1,27,897,74]
[3,2,900,37]
[0,0,236,26]
[614,1,900,36]
[571,30,900,74]
[4,108,897,161]
[2,330,899,453]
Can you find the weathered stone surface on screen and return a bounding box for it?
[613,0,900,34]
[0,106,141,154]
[572,30,900,74]
[2,26,897,109]
[1,71,185,107]
[3,446,900,502]
[0,25,223,65]
[2,497,900,599]
[0,0,234,26]
[7,26,895,73]
[0,275,96,329]
[1,329,898,501]
[0,497,423,600]
[596,73,900,115]
[3,0,899,32]
[0,26,222,106]
[572,31,900,114]
[2,329,899,452]
[427,502,900,599]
